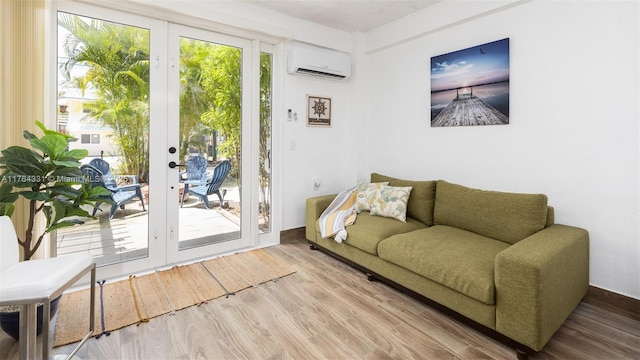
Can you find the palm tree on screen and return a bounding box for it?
[201,45,243,178]
[179,39,214,161]
[58,13,150,182]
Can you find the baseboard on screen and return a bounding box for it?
[280,227,306,243]
[293,227,639,322]
[584,286,640,321]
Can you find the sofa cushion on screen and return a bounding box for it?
[332,212,427,255]
[434,181,548,244]
[370,173,437,226]
[369,185,412,222]
[378,225,510,305]
[355,182,388,213]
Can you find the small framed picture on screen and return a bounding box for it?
[307,95,331,127]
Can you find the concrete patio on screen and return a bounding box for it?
[56,184,241,267]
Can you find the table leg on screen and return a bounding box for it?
[19,303,37,360]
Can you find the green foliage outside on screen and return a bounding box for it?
[58,13,272,223]
[58,13,150,182]
[178,39,212,160]
[200,44,243,176]
[258,53,273,225]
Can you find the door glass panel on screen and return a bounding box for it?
[259,52,272,234]
[177,36,241,250]
[56,12,150,266]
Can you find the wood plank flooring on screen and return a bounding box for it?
[1,235,638,359]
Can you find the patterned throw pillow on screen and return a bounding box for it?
[355,182,389,213]
[369,185,413,222]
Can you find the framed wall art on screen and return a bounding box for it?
[430,38,510,127]
[307,95,331,127]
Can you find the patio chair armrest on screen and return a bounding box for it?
[103,174,139,185]
[112,183,142,192]
[116,175,139,184]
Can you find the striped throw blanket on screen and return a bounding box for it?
[318,186,358,243]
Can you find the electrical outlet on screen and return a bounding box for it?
[312,179,321,191]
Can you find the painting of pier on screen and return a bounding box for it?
[430,38,510,127]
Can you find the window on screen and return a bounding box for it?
[80,134,100,144]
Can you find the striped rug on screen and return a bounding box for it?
[53,248,295,347]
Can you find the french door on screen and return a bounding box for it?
[165,25,252,263]
[54,2,276,281]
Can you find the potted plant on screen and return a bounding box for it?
[0,121,110,340]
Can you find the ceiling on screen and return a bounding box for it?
[241,0,439,32]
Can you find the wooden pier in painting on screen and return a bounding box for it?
[431,93,509,127]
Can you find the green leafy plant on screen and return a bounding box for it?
[0,121,110,260]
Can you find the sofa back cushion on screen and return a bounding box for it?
[371,173,437,226]
[433,180,548,244]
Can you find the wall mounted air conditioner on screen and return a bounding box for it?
[287,43,351,80]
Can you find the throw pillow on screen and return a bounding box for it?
[355,182,388,213]
[371,173,437,226]
[370,185,413,222]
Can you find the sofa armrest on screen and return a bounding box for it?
[495,224,589,351]
[305,194,337,242]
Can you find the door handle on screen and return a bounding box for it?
[168,161,185,169]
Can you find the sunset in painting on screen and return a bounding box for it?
[430,38,509,126]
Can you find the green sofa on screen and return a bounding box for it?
[305,173,589,359]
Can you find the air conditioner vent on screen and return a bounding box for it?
[294,68,347,79]
[287,42,351,80]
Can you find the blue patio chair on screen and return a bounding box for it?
[180,155,208,182]
[182,159,231,209]
[81,164,146,219]
[89,158,140,192]
[180,155,209,205]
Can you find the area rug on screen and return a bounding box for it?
[53,248,295,347]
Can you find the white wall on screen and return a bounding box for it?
[359,1,640,299]
[281,72,357,229]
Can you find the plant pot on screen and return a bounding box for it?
[0,296,61,341]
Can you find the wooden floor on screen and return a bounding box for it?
[1,235,638,359]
